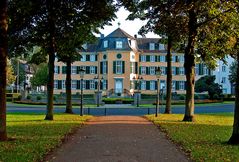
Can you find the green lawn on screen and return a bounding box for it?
[146,113,239,162]
[0,113,91,162]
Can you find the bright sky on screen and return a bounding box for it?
[99,7,159,38]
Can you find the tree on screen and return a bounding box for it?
[0,0,8,141]
[30,63,48,89]
[7,59,15,85]
[195,75,222,99]
[121,0,187,114]
[229,61,237,85]
[8,0,117,119]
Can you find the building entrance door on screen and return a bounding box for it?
[115,79,123,95]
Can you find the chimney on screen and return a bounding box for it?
[100,34,104,39]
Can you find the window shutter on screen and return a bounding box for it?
[176,67,179,75]
[122,61,125,73]
[86,80,90,89]
[176,81,179,90]
[76,66,80,74]
[139,66,142,75]
[146,81,150,90]
[135,62,138,74]
[62,66,66,74]
[158,56,161,62]
[57,66,60,74]
[58,80,62,89]
[106,80,108,90]
[155,81,158,90]
[86,66,90,74]
[146,67,149,75]
[95,81,97,90]
[184,81,187,90]
[106,61,108,74]
[86,55,90,61]
[77,80,81,89]
[100,62,103,74]
[95,55,98,61]
[154,56,157,62]
[100,81,103,90]
[95,66,97,74]
[113,61,116,74]
[139,55,141,62]
[146,55,150,62]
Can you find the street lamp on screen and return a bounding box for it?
[94,76,104,107]
[133,76,143,107]
[155,67,161,117]
[79,68,85,116]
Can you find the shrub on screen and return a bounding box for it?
[36,96,42,100]
[204,94,210,99]
[26,95,31,100]
[213,94,219,99]
[76,92,80,96]
[194,94,199,100]
[179,95,185,100]
[53,96,57,101]
[17,95,22,101]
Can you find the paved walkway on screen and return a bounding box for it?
[46,116,190,162]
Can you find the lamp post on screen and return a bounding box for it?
[79,68,85,116]
[133,76,143,107]
[94,76,103,107]
[155,67,161,117]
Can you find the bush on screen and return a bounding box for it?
[213,94,219,99]
[194,94,199,100]
[75,92,80,96]
[53,96,57,101]
[17,95,22,101]
[36,96,42,100]
[204,94,210,99]
[179,95,185,100]
[26,95,31,100]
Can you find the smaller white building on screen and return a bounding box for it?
[212,56,234,94]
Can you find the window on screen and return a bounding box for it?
[103,80,107,90]
[71,66,77,74]
[102,61,107,74]
[179,81,185,90]
[90,54,95,61]
[150,81,155,90]
[90,80,95,90]
[140,55,146,62]
[130,62,134,73]
[172,81,176,91]
[54,80,58,89]
[115,61,123,74]
[54,66,60,74]
[81,54,86,61]
[116,41,123,49]
[82,80,86,89]
[141,80,146,90]
[149,43,155,50]
[222,65,226,72]
[159,44,164,50]
[103,54,107,60]
[160,55,166,62]
[62,80,66,89]
[172,67,176,75]
[104,40,108,48]
[179,67,184,75]
[72,80,77,90]
[172,56,176,62]
[117,53,122,59]
[160,80,166,89]
[222,77,226,84]
[161,67,166,75]
[90,66,95,74]
[150,67,155,75]
[141,66,146,75]
[150,55,155,62]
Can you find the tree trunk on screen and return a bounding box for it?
[183,7,197,122]
[228,47,239,144]
[0,0,8,141]
[165,36,172,114]
[45,0,55,120]
[65,60,73,114]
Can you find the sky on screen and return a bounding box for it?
[99,7,159,38]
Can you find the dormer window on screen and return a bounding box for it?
[104,40,108,48]
[149,43,155,50]
[116,41,123,49]
[159,43,165,50]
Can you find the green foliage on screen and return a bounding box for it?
[30,63,48,87]
[179,95,185,100]
[6,59,15,85]
[36,96,42,100]
[0,114,91,162]
[147,113,238,161]
[229,61,237,85]
[102,98,133,104]
[26,95,31,100]
[195,75,222,99]
[194,94,199,100]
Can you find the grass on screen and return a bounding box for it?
[0,113,91,162]
[146,113,239,161]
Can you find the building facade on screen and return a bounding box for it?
[53,28,214,96]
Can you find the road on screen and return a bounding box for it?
[7,102,235,115]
